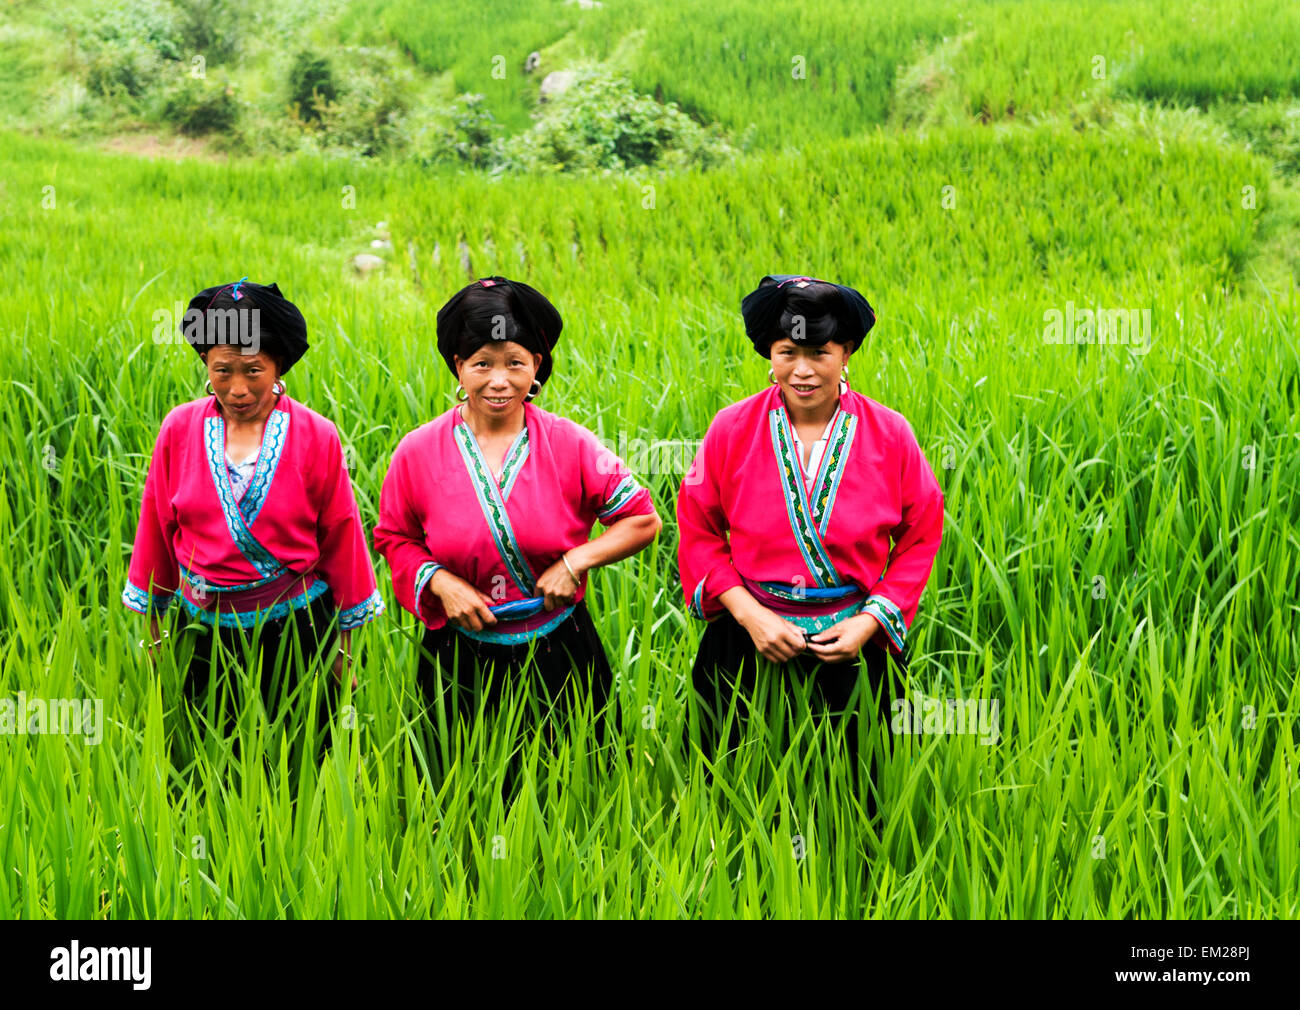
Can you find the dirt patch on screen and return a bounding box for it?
[99,132,229,162]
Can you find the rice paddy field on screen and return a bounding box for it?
[0,0,1298,921]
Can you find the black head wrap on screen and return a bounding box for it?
[436,277,563,387]
[181,278,309,374]
[740,274,876,358]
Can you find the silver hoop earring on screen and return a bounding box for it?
[768,368,777,385]
[455,384,468,402]
[205,379,215,395]
[273,379,286,395]
[526,379,542,400]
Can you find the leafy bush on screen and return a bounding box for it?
[449,93,500,167]
[76,0,184,61]
[75,0,182,101]
[309,46,415,156]
[84,38,164,99]
[157,71,239,135]
[173,0,241,64]
[494,66,734,174]
[403,93,504,168]
[288,50,339,123]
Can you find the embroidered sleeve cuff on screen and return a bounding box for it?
[338,589,386,631]
[597,476,650,522]
[686,565,744,621]
[861,595,907,652]
[122,581,175,616]
[687,576,708,619]
[414,562,444,607]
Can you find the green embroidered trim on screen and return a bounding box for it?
[204,416,287,580]
[240,408,289,526]
[597,475,643,520]
[688,576,707,620]
[453,422,535,596]
[179,577,328,629]
[498,426,530,502]
[414,561,443,605]
[808,411,856,536]
[768,409,840,588]
[122,581,174,616]
[862,595,907,651]
[338,589,385,630]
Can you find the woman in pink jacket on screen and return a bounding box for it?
[678,274,945,791]
[123,278,383,732]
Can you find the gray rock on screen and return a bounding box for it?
[540,70,577,103]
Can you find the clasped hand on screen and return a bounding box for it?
[432,556,584,632]
[534,556,583,611]
[742,607,881,664]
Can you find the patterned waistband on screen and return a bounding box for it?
[179,564,286,595]
[743,577,866,618]
[778,599,867,635]
[178,576,329,629]
[452,603,577,646]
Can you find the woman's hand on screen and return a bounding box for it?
[534,514,659,612]
[737,604,808,663]
[140,615,167,669]
[718,587,806,663]
[535,553,584,612]
[431,569,498,631]
[331,631,358,689]
[805,613,881,664]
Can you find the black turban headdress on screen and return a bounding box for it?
[435,277,563,387]
[740,274,876,358]
[181,278,309,375]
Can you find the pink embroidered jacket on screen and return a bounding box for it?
[676,384,944,655]
[122,394,384,630]
[374,403,654,637]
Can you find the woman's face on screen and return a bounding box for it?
[204,346,280,422]
[770,337,851,415]
[455,341,544,419]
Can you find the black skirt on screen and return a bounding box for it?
[415,598,615,734]
[184,589,341,739]
[688,608,909,793]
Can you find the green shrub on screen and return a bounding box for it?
[494,65,734,174]
[173,0,241,64]
[288,50,339,123]
[84,38,163,99]
[76,0,184,61]
[402,93,505,168]
[310,46,415,156]
[450,93,500,167]
[157,71,239,135]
